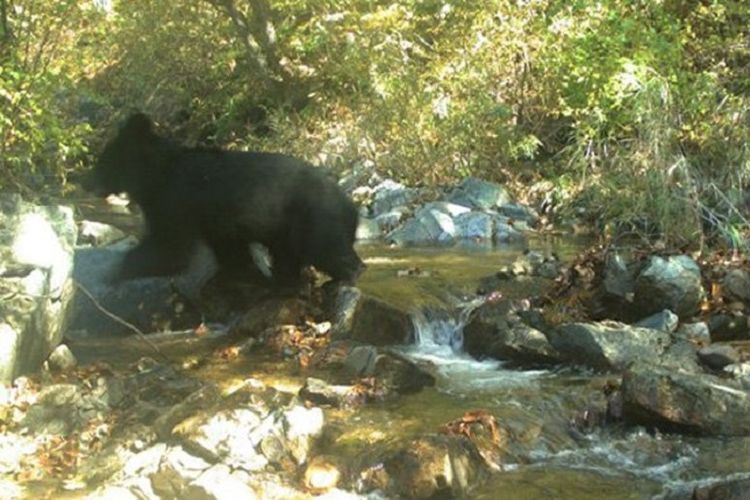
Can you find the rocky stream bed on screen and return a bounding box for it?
[2,173,750,499]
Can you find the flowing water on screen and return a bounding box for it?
[66,201,750,498]
[333,243,750,499]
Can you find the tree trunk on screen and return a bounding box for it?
[206,0,292,99]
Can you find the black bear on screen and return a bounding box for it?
[87,113,364,286]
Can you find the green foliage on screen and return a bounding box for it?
[0,0,97,194]
[1,0,749,249]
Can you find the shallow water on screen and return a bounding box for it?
[69,236,750,498]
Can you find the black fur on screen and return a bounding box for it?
[88,113,364,286]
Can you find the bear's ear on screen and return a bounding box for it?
[121,112,154,138]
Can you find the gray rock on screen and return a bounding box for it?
[707,313,750,341]
[447,177,511,210]
[724,362,750,390]
[497,202,539,225]
[723,268,750,302]
[493,220,525,244]
[676,321,711,343]
[0,194,77,383]
[371,180,419,216]
[622,367,750,436]
[603,252,636,300]
[299,377,357,407]
[634,309,679,332]
[46,344,77,372]
[374,207,408,232]
[349,295,415,345]
[547,321,673,372]
[342,344,378,376]
[634,255,704,319]
[464,301,559,366]
[422,201,471,218]
[698,344,741,370]
[70,243,204,336]
[22,383,97,435]
[387,207,456,246]
[455,212,493,240]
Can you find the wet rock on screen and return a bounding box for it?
[341,344,378,376]
[330,290,414,345]
[722,268,750,303]
[493,220,525,243]
[464,300,559,366]
[698,344,741,370]
[634,309,679,332]
[447,177,511,211]
[299,377,358,407]
[369,350,436,394]
[622,367,750,436]
[309,343,435,398]
[634,255,704,319]
[355,217,381,241]
[547,321,673,372]
[46,344,77,372]
[693,477,750,500]
[358,434,489,498]
[0,194,77,383]
[707,313,750,341]
[77,220,126,246]
[498,202,539,226]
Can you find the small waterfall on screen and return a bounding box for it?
[411,296,485,352]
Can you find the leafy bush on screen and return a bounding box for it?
[1,0,749,248]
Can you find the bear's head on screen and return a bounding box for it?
[85,113,160,199]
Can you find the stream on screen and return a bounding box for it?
[67,238,750,499]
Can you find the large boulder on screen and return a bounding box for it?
[447,177,511,210]
[387,206,456,246]
[455,212,494,241]
[70,242,204,336]
[546,321,675,372]
[328,287,415,345]
[463,300,559,366]
[634,255,704,319]
[370,180,419,216]
[0,194,77,383]
[622,367,750,436]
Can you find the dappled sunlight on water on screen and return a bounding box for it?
[68,240,750,499]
